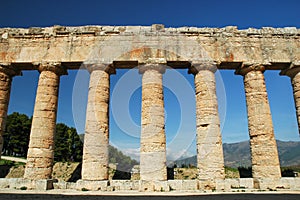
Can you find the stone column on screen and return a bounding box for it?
[81,64,115,180]
[236,64,281,178]
[280,63,300,135]
[24,63,66,180]
[139,64,167,181]
[189,61,225,181]
[0,64,21,159]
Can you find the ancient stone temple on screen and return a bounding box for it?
[0,24,299,191]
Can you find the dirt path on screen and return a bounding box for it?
[1,156,27,163]
[0,193,299,200]
[0,190,300,200]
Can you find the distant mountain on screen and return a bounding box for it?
[174,140,300,168]
[78,134,138,172]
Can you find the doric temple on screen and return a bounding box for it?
[0,24,299,191]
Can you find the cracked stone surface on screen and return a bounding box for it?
[242,68,281,178]
[0,71,12,159]
[24,66,62,180]
[140,65,167,181]
[0,25,299,182]
[82,68,110,180]
[292,72,300,135]
[191,65,225,181]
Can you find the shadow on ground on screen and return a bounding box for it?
[0,194,299,200]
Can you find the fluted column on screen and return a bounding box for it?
[236,64,281,178]
[81,64,115,180]
[280,63,300,135]
[139,64,167,181]
[189,61,225,180]
[24,62,66,180]
[0,64,21,159]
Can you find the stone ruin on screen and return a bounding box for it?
[0,24,299,191]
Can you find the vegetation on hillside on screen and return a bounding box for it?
[108,145,138,172]
[2,112,31,157]
[54,123,83,162]
[174,140,300,169]
[79,134,139,172]
[2,112,138,171]
[2,112,83,162]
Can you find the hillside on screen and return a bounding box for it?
[0,145,139,180]
[78,134,138,172]
[174,140,300,168]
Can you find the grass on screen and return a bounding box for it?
[0,159,14,166]
[281,166,300,173]
[225,166,240,178]
[0,159,25,167]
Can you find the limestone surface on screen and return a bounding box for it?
[0,25,299,186]
[292,72,300,135]
[190,63,225,181]
[82,66,111,180]
[24,64,63,180]
[140,64,167,181]
[0,71,12,159]
[0,65,20,160]
[0,25,299,66]
[238,65,281,178]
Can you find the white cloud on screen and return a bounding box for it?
[166,147,194,162]
[122,147,140,161]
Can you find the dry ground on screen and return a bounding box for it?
[0,191,299,200]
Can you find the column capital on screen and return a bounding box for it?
[280,61,300,78]
[138,63,166,74]
[235,63,266,76]
[34,62,68,75]
[84,63,116,74]
[188,60,218,75]
[0,63,22,77]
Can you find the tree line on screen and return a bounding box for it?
[2,112,83,162]
[2,112,139,172]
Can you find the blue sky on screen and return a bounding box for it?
[1,0,300,160]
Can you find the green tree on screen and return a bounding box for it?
[2,112,31,157]
[3,113,83,162]
[108,145,138,172]
[68,127,83,162]
[54,123,83,162]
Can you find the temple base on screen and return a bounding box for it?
[1,178,299,192]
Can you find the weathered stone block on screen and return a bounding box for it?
[35,179,54,190]
[76,180,108,191]
[139,180,154,192]
[125,26,141,33]
[53,181,67,189]
[254,178,280,190]
[0,178,53,190]
[0,178,9,188]
[66,182,76,190]
[240,178,254,189]
[153,181,169,192]
[139,180,169,192]
[110,180,139,191]
[8,178,34,189]
[53,181,76,190]
[140,67,167,181]
[225,178,240,189]
[182,180,199,191]
[168,180,182,191]
[199,179,216,190]
[278,178,293,189]
[215,179,225,191]
[293,178,300,190]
